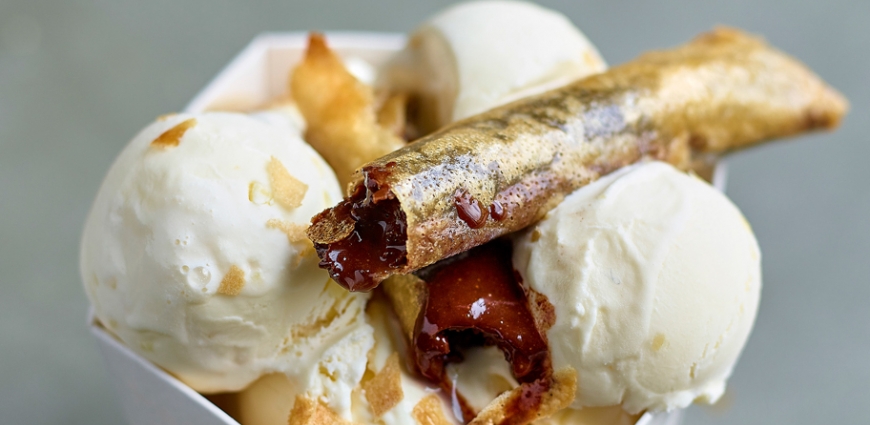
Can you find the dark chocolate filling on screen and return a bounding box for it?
[313,178,408,292]
[412,241,553,424]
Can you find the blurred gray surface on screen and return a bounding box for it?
[0,0,867,424]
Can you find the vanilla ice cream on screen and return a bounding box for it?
[513,161,762,414]
[237,297,457,425]
[378,0,606,133]
[80,112,374,417]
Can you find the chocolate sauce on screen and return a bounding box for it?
[413,241,552,423]
[454,189,488,229]
[489,201,506,221]
[313,182,408,292]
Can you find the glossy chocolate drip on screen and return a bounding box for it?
[454,189,488,229]
[489,200,506,221]
[312,181,408,292]
[413,241,552,423]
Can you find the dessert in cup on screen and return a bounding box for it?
[81,2,846,424]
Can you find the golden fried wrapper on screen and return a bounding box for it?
[381,274,426,342]
[376,92,410,139]
[412,394,455,425]
[362,352,405,418]
[309,27,848,291]
[469,368,577,425]
[288,395,357,425]
[290,33,406,188]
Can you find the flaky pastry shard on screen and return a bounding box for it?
[468,368,576,425]
[288,395,359,425]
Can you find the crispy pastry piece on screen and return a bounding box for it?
[468,368,576,425]
[287,395,357,425]
[362,352,404,417]
[290,33,405,188]
[381,274,426,343]
[413,393,455,425]
[309,27,848,291]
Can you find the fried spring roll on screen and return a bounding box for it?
[308,27,847,291]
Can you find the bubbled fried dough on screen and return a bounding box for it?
[288,395,359,425]
[469,368,577,425]
[362,353,405,417]
[309,27,848,291]
[413,394,455,425]
[290,34,405,189]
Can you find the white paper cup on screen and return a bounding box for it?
[88,31,707,425]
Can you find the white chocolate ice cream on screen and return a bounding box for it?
[513,161,761,414]
[378,0,606,133]
[80,112,373,417]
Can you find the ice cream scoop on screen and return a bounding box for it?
[377,0,606,134]
[79,112,373,417]
[513,161,762,414]
[236,297,457,425]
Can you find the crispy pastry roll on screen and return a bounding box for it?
[308,27,847,291]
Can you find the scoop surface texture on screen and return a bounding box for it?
[80,113,373,417]
[513,161,762,413]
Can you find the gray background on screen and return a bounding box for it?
[0,0,867,424]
